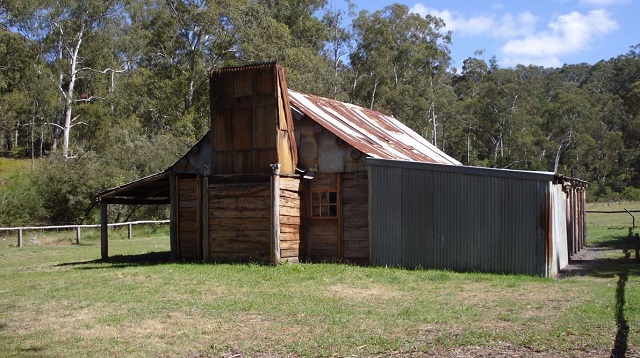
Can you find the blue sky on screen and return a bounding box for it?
[333,0,638,70]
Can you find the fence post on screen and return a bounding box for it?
[635,233,639,262]
[18,228,23,248]
[128,224,133,240]
[75,226,81,245]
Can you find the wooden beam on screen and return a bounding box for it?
[271,164,281,265]
[100,202,108,261]
[99,198,170,205]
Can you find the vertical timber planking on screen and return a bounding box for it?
[170,174,178,260]
[201,175,209,261]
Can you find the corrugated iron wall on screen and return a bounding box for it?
[367,159,574,277]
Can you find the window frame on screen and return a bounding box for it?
[310,190,338,218]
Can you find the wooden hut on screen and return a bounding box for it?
[97,62,459,264]
[96,62,586,276]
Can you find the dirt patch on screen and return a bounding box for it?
[328,284,402,300]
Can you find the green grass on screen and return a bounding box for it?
[586,201,640,253]
[0,157,32,186]
[1,225,639,357]
[586,201,640,228]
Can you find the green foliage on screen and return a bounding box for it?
[0,172,47,226]
[1,0,640,220]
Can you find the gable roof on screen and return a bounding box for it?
[287,90,461,165]
[97,71,461,204]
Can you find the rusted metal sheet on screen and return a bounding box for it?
[288,90,461,165]
[367,158,581,277]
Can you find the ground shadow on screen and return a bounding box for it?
[559,242,636,358]
[594,229,637,251]
[559,245,640,279]
[56,251,172,269]
[612,271,629,358]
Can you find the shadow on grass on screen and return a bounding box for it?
[57,251,172,269]
[559,240,634,357]
[591,230,636,251]
[559,231,640,279]
[612,271,629,358]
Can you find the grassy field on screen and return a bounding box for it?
[1,213,640,357]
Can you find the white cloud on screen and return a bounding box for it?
[410,3,621,67]
[409,4,537,39]
[501,10,618,66]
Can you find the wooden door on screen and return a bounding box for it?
[307,173,341,261]
[176,175,202,259]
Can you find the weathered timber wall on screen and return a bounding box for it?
[208,182,271,262]
[341,171,369,262]
[296,116,367,173]
[177,176,201,259]
[279,177,303,262]
[209,63,296,175]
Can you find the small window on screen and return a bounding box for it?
[311,191,338,217]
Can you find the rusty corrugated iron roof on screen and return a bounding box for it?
[287,90,461,165]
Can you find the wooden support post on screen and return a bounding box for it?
[75,226,81,245]
[18,228,23,248]
[127,224,133,240]
[271,163,281,265]
[100,202,108,261]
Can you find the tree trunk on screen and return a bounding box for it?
[61,22,84,159]
[370,78,379,109]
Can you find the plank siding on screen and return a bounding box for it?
[208,182,271,262]
[279,177,303,262]
[177,176,201,259]
[341,171,369,262]
[209,63,296,175]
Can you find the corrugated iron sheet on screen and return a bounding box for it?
[367,158,573,277]
[287,90,461,165]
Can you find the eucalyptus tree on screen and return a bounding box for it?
[349,4,453,147]
[0,28,58,161]
[320,2,354,100]
[2,0,126,158]
[452,55,490,164]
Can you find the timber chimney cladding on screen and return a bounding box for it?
[209,63,297,175]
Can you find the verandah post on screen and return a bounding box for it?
[270,163,281,265]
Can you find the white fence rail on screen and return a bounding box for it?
[0,220,169,247]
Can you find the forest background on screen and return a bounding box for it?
[1,0,639,226]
